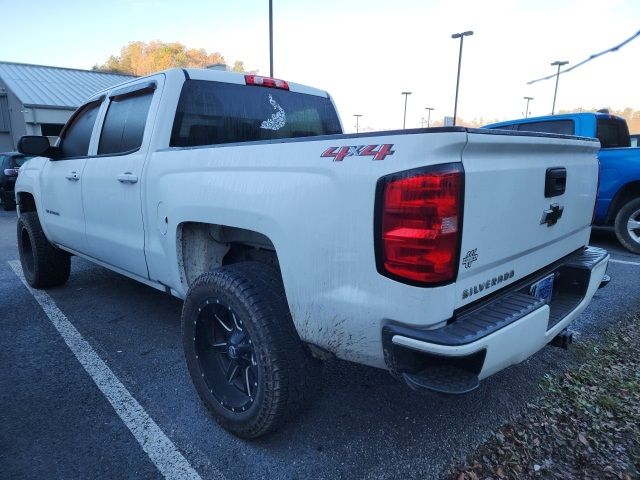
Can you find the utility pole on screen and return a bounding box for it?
[425,107,435,127]
[354,114,362,133]
[550,60,569,114]
[451,30,473,126]
[523,96,533,118]
[269,0,274,77]
[401,92,412,129]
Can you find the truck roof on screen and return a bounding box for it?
[485,111,626,129]
[90,67,330,101]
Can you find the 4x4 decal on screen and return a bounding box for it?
[321,144,395,162]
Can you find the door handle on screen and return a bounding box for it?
[117,172,138,184]
[65,172,80,181]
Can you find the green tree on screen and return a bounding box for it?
[93,41,253,76]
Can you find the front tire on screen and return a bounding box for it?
[181,262,319,438]
[17,212,71,288]
[614,197,640,254]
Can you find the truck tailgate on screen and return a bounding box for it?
[456,131,600,308]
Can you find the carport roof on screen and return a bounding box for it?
[0,61,135,109]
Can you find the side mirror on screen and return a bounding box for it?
[17,136,51,156]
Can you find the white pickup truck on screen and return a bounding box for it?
[15,68,609,438]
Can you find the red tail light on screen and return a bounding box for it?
[376,163,464,286]
[245,74,289,90]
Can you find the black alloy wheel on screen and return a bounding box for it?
[193,299,259,413]
[182,262,320,438]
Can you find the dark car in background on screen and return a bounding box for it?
[1,152,32,210]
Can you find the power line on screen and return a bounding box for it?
[527,29,640,85]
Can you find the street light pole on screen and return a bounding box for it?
[523,96,533,118]
[451,30,473,126]
[269,0,274,77]
[354,114,362,133]
[401,92,412,129]
[425,107,434,127]
[550,60,569,114]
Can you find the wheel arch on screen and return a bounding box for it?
[176,221,280,290]
[606,180,640,224]
[16,191,37,215]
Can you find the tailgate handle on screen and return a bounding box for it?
[545,167,566,198]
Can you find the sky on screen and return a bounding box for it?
[1,0,639,132]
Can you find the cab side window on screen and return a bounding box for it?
[98,89,154,155]
[516,120,574,135]
[59,102,102,158]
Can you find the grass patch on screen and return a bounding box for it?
[447,313,640,479]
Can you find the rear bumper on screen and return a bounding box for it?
[382,246,609,391]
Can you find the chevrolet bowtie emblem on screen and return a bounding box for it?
[540,203,564,226]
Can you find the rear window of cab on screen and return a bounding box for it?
[170,80,342,148]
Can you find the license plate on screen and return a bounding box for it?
[529,274,555,303]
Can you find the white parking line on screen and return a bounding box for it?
[609,258,640,266]
[9,260,215,480]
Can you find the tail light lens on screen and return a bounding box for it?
[376,163,464,286]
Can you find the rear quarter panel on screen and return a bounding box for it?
[145,131,467,368]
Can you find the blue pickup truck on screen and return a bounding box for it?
[485,112,640,254]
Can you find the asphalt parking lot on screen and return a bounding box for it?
[1,209,639,480]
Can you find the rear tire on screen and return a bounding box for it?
[181,262,319,438]
[17,212,71,288]
[614,197,640,254]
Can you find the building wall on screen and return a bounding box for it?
[0,77,74,150]
[22,106,74,138]
[0,79,13,151]
[0,96,12,151]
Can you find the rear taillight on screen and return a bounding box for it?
[376,163,464,286]
[3,168,18,177]
[245,74,289,90]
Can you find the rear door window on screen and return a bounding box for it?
[98,89,154,155]
[596,119,630,148]
[59,102,102,158]
[170,80,342,147]
[515,120,574,135]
